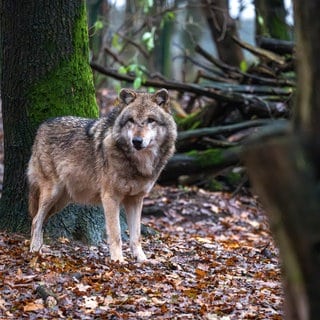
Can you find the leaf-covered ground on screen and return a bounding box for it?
[0,186,283,319]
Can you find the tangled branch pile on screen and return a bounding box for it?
[92,36,294,190]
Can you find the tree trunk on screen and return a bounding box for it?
[201,0,244,67]
[154,1,174,78]
[0,0,127,244]
[254,0,291,40]
[243,0,320,318]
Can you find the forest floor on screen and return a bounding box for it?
[0,185,283,319]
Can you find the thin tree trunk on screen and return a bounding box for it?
[254,0,291,40]
[154,0,174,77]
[201,0,244,67]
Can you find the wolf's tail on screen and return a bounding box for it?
[28,182,40,218]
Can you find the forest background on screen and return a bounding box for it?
[3,0,320,319]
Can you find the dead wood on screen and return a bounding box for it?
[159,149,239,183]
[256,36,295,55]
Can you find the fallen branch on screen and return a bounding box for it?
[36,285,57,308]
[232,36,286,65]
[256,36,295,55]
[195,45,295,87]
[177,119,288,150]
[178,119,279,142]
[159,149,239,183]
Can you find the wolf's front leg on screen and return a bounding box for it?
[123,196,147,262]
[30,213,45,252]
[102,193,124,262]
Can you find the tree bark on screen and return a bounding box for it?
[254,0,291,40]
[0,0,127,244]
[243,0,320,318]
[201,0,244,67]
[293,0,320,176]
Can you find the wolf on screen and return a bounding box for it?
[27,88,177,262]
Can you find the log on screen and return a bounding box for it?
[159,148,239,183]
[177,119,287,150]
[256,36,295,55]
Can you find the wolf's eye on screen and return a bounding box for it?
[127,118,134,124]
[147,118,156,124]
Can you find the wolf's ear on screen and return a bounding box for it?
[153,89,169,108]
[119,89,137,105]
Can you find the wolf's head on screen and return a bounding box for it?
[113,88,177,152]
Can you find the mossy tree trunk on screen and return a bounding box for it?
[243,0,320,318]
[0,0,126,244]
[254,0,291,40]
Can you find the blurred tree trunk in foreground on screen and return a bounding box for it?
[244,0,320,318]
[201,0,244,67]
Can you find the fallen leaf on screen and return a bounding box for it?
[23,300,44,312]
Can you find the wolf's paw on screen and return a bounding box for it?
[136,251,147,263]
[30,241,42,253]
[109,253,125,263]
[130,245,147,263]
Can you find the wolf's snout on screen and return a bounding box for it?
[132,136,144,150]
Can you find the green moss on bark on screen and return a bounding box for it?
[27,3,98,127]
[186,149,224,167]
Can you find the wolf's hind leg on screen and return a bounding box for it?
[123,196,147,262]
[102,193,124,262]
[30,183,64,253]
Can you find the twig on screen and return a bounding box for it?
[104,47,126,66]
[195,45,295,87]
[195,44,239,76]
[173,54,226,78]
[116,32,149,59]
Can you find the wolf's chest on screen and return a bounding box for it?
[110,174,155,197]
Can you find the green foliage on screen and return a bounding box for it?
[94,20,103,30]
[139,0,154,13]
[257,15,264,27]
[92,20,104,35]
[111,34,122,51]
[240,60,248,72]
[142,27,156,52]
[118,63,148,89]
[206,179,224,191]
[160,11,176,29]
[226,170,243,185]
